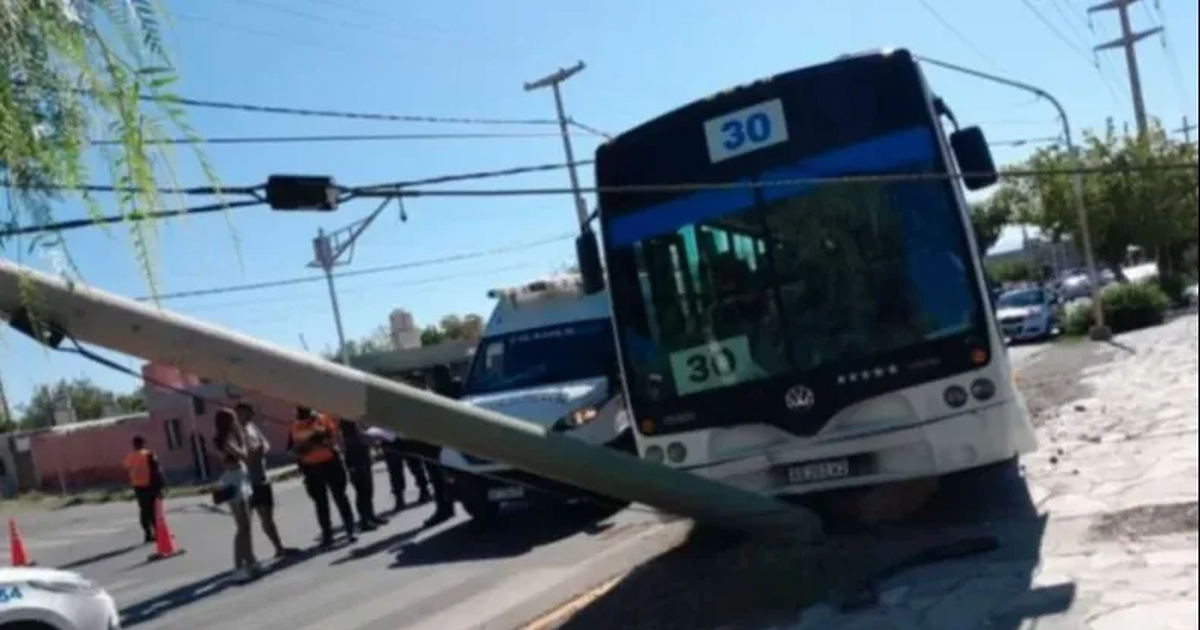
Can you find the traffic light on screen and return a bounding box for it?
[266,175,339,211]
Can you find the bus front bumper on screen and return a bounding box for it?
[687,401,1038,497]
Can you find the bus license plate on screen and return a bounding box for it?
[786,459,851,485]
[487,486,525,502]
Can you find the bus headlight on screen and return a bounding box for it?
[944,385,969,409]
[666,442,687,464]
[970,378,997,401]
[644,445,665,464]
[552,407,599,431]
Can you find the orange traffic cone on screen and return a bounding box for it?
[147,498,185,561]
[8,518,33,567]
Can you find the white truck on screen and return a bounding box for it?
[439,274,634,523]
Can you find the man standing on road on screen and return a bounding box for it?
[235,403,299,558]
[378,426,431,512]
[287,406,357,548]
[339,417,388,532]
[123,436,165,544]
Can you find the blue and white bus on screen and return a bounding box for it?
[593,49,1037,513]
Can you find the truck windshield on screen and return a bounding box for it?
[463,318,616,396]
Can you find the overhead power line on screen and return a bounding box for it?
[915,0,1004,72]
[88,130,602,146]
[132,91,559,127]
[139,233,576,301]
[0,199,266,238]
[352,162,1200,200]
[0,160,593,238]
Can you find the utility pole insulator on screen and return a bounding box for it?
[266,175,339,212]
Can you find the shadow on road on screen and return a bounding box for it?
[58,543,145,571]
[120,547,322,627]
[559,462,1073,630]
[389,504,619,569]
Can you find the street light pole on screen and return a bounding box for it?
[525,61,590,229]
[914,54,1113,341]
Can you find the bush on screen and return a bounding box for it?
[1158,275,1188,307]
[1064,283,1171,336]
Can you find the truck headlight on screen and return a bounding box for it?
[552,407,599,431]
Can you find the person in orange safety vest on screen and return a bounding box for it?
[287,406,357,548]
[124,435,166,543]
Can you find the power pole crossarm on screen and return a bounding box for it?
[1088,0,1161,138]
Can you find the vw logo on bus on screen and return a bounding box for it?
[784,385,815,412]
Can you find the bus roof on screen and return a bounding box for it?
[598,48,915,151]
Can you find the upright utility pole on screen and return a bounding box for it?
[307,198,395,365]
[1178,116,1195,143]
[524,61,590,228]
[1089,0,1163,137]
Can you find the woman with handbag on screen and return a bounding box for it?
[213,407,261,582]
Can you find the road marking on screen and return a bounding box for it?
[520,574,626,630]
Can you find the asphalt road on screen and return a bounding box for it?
[9,340,1052,630]
[10,465,665,629]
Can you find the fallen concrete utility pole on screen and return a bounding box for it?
[0,259,821,539]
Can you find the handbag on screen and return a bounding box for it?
[211,483,238,505]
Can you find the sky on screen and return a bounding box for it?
[1,0,1197,413]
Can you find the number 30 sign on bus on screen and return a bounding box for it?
[702,98,789,163]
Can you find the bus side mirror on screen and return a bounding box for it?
[950,126,998,191]
[576,227,606,294]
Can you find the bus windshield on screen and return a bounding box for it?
[599,52,988,409]
[463,318,617,396]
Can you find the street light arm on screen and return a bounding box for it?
[915,53,1111,340]
[914,55,1072,146]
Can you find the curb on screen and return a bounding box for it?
[475,518,693,630]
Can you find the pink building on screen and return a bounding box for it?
[8,363,298,493]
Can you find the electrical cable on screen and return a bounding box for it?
[0,199,266,238]
[1019,0,1126,108]
[139,233,576,302]
[915,0,1005,72]
[104,88,560,127]
[88,131,601,146]
[0,160,592,238]
[345,162,1200,200]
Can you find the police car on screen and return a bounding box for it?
[0,566,120,629]
[439,274,634,523]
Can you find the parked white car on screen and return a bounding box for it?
[995,287,1062,343]
[0,567,120,630]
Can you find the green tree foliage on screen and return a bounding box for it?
[2,0,217,295]
[969,193,1015,253]
[17,377,147,429]
[987,260,1038,284]
[419,314,485,346]
[325,313,486,360]
[988,120,1198,278]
